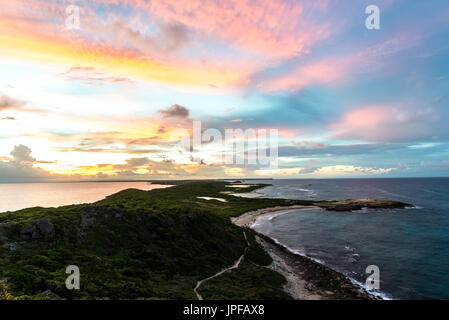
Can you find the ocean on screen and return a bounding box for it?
[0,181,171,213]
[239,178,449,300]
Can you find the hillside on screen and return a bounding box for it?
[0,181,302,299]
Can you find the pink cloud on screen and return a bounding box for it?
[134,0,332,60]
[292,141,326,150]
[1,0,336,88]
[334,106,390,131]
[57,67,133,86]
[258,58,346,91]
[330,104,437,142]
[331,106,398,142]
[256,33,421,92]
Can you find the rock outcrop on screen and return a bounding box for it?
[20,219,55,240]
[316,198,413,212]
[38,290,60,300]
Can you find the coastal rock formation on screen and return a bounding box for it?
[316,199,413,212]
[254,232,376,300]
[20,219,55,240]
[37,290,60,300]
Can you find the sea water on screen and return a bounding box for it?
[242,178,449,300]
[0,181,171,213]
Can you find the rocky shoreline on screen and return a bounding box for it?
[253,231,377,300]
[316,198,413,211]
[232,205,384,300]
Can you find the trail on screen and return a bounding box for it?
[194,232,249,300]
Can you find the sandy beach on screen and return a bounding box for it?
[231,205,319,228]
[232,206,376,300]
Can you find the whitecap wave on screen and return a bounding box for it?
[346,277,393,300]
[405,205,423,210]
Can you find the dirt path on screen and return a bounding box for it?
[194,232,249,300]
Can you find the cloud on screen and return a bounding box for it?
[0,161,54,182]
[203,90,339,132]
[95,18,191,58]
[145,0,332,60]
[0,94,26,111]
[254,167,302,176]
[10,144,36,163]
[307,165,395,176]
[158,104,190,119]
[255,164,394,177]
[292,141,326,150]
[298,166,320,174]
[253,33,422,92]
[58,67,133,86]
[54,147,162,155]
[120,157,151,169]
[0,15,241,88]
[330,104,445,142]
[76,157,228,179]
[255,58,345,92]
[0,145,56,182]
[0,94,46,116]
[278,142,438,159]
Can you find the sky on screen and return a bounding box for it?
[0,0,448,182]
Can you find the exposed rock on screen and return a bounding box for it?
[316,199,413,212]
[38,290,60,300]
[0,235,8,245]
[77,206,129,242]
[80,213,96,228]
[253,230,378,300]
[32,229,41,239]
[20,219,55,240]
[2,242,21,251]
[20,225,36,240]
[35,219,55,238]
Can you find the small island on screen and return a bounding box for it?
[316,199,414,211]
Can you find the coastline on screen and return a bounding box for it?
[231,205,319,228]
[232,206,378,300]
[1,180,403,299]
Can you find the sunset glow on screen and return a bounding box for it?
[1,0,448,181]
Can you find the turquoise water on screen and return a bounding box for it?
[246,178,449,300]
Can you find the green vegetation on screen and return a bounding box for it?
[198,262,291,300]
[96,181,313,218]
[244,232,273,266]
[194,231,290,300]
[0,280,16,300]
[0,181,305,300]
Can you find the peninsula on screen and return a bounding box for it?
[0,181,412,300]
